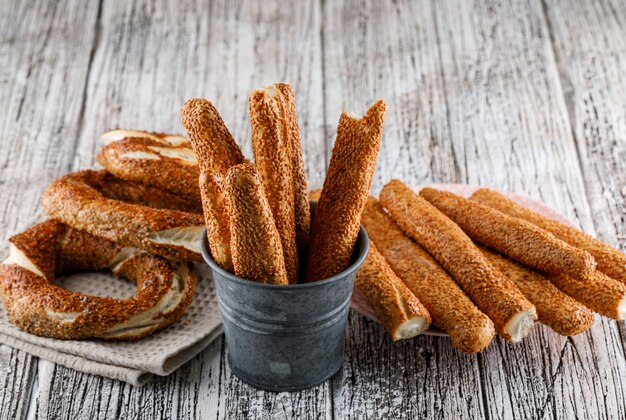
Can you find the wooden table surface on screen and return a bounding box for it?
[2,0,626,418]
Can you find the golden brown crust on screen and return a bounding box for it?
[226,163,289,284]
[41,170,204,261]
[276,84,311,266]
[549,270,626,320]
[362,197,495,352]
[480,247,594,336]
[0,220,196,340]
[356,242,431,340]
[305,100,386,282]
[97,137,201,203]
[380,180,536,340]
[472,188,626,285]
[199,171,233,271]
[101,129,189,147]
[88,169,201,213]
[181,99,244,270]
[181,98,244,173]
[421,188,596,280]
[308,189,322,202]
[249,85,299,282]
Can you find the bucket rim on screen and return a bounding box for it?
[200,201,369,290]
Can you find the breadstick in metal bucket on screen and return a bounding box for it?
[226,163,289,285]
[305,100,386,282]
[181,99,245,270]
[249,84,300,283]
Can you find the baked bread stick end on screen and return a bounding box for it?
[504,308,537,342]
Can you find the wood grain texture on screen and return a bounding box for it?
[543,0,626,298]
[0,345,36,420]
[543,1,626,417]
[0,1,101,418]
[323,0,456,192]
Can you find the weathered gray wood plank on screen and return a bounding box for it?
[543,0,626,417]
[0,345,36,420]
[34,0,330,418]
[34,338,223,420]
[322,0,458,193]
[0,0,102,418]
[322,1,487,418]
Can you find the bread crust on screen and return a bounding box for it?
[101,129,188,147]
[41,170,204,261]
[199,171,233,271]
[226,163,289,285]
[480,247,594,335]
[380,180,536,341]
[181,99,244,173]
[356,241,431,340]
[278,85,311,267]
[549,270,626,320]
[362,197,495,352]
[181,99,245,269]
[97,136,201,203]
[0,220,195,340]
[421,188,596,280]
[472,188,626,285]
[249,85,299,282]
[305,100,386,282]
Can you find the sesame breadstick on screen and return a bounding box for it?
[472,188,626,285]
[305,100,386,282]
[308,189,322,202]
[226,163,288,285]
[549,271,626,320]
[479,247,594,336]
[181,98,245,173]
[199,171,233,271]
[278,84,311,265]
[181,99,245,270]
[356,242,431,340]
[420,188,596,280]
[362,197,495,353]
[380,180,537,341]
[249,85,299,283]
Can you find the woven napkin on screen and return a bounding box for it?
[0,238,223,386]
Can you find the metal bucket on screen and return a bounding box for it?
[200,202,369,391]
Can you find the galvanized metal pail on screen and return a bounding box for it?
[200,202,369,391]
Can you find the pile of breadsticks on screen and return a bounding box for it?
[99,83,625,354]
[346,181,626,353]
[4,80,623,355]
[180,84,387,285]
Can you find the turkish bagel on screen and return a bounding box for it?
[97,134,201,203]
[0,220,196,340]
[41,170,205,261]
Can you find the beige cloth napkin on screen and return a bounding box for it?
[0,239,223,386]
